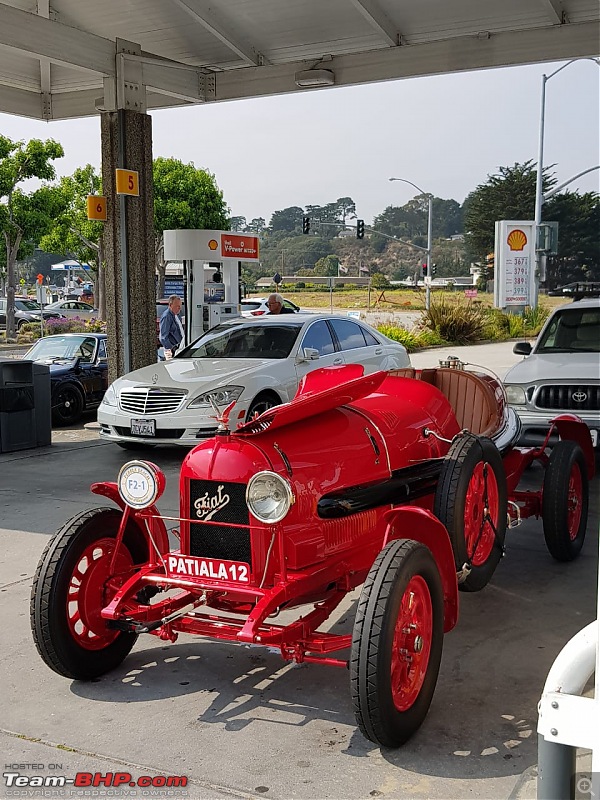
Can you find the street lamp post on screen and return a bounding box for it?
[534,57,600,305]
[388,177,432,310]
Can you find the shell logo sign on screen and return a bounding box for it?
[208,239,219,251]
[507,229,527,251]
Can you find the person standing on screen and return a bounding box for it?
[159,295,184,359]
[266,293,294,314]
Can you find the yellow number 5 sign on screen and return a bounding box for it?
[115,169,139,196]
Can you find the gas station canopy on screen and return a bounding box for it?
[0,0,598,121]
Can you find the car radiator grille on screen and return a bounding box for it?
[536,385,600,411]
[188,479,251,566]
[119,387,186,414]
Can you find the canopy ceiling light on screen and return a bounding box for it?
[294,68,335,87]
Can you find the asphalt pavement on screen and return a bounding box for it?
[0,341,597,800]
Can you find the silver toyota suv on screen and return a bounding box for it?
[504,293,600,448]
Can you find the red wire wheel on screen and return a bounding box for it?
[351,540,444,748]
[390,575,433,712]
[434,434,507,592]
[31,508,148,679]
[542,440,588,561]
[66,537,134,650]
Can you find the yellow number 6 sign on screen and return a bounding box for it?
[115,169,140,196]
[86,195,107,221]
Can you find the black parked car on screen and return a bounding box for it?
[0,297,64,329]
[24,333,108,425]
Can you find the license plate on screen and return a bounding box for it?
[130,418,155,436]
[591,429,598,447]
[166,554,250,583]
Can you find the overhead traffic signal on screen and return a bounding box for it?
[302,216,310,234]
[356,219,365,239]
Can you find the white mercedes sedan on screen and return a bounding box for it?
[98,313,410,448]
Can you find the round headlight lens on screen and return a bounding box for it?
[118,460,164,509]
[246,471,294,523]
[505,385,527,405]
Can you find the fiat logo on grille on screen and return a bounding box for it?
[572,391,587,403]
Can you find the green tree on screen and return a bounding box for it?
[229,215,246,231]
[269,206,304,233]
[544,191,600,286]
[0,136,64,337]
[463,161,555,266]
[153,157,229,296]
[38,165,106,316]
[313,254,340,276]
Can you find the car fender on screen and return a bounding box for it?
[383,506,458,633]
[548,414,596,478]
[90,481,170,554]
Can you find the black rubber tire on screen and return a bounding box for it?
[434,433,507,592]
[350,539,444,748]
[246,392,281,420]
[52,383,84,426]
[542,441,588,561]
[30,507,148,680]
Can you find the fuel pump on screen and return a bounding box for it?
[164,229,260,343]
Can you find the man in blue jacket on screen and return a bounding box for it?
[159,295,184,359]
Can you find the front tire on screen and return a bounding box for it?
[434,434,507,592]
[542,440,588,561]
[52,383,84,426]
[246,392,280,420]
[30,507,147,679]
[350,540,444,747]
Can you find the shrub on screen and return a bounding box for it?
[523,304,549,335]
[377,323,447,352]
[421,298,486,344]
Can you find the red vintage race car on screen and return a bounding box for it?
[30,360,595,748]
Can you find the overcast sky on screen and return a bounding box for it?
[1,59,598,226]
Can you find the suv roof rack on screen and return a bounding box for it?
[548,282,600,301]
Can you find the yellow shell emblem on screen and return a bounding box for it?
[208,239,219,251]
[507,229,527,251]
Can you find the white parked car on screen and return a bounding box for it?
[44,300,98,319]
[241,297,300,317]
[98,313,410,447]
[504,296,600,448]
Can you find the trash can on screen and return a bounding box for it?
[0,359,51,452]
[32,362,51,447]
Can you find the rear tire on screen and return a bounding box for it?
[542,441,588,561]
[434,434,507,592]
[30,508,147,679]
[350,540,444,747]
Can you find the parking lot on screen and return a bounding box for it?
[1,342,597,800]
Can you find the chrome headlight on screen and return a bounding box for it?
[505,385,527,405]
[246,471,294,523]
[187,385,244,409]
[102,384,118,406]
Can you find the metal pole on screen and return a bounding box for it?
[533,73,547,309]
[426,194,432,311]
[537,736,576,800]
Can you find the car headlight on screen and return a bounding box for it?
[187,385,244,409]
[505,385,527,405]
[246,471,294,523]
[102,384,118,406]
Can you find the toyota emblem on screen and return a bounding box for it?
[571,391,587,403]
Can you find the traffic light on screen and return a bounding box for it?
[356,219,365,239]
[422,264,427,277]
[302,216,310,234]
[431,264,437,275]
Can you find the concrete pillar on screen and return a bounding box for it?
[101,109,155,382]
